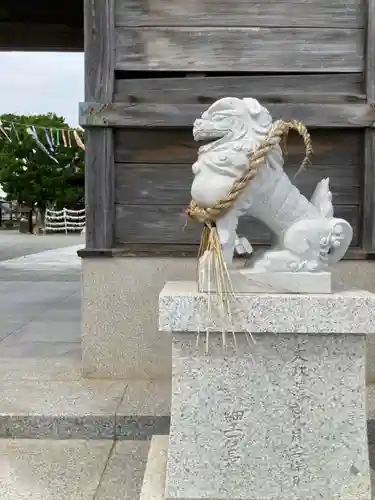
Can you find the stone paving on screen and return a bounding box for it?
[0,235,75,341]
[0,439,149,500]
[0,232,150,499]
[0,230,84,262]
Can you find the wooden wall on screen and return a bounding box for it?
[82,0,375,256]
[114,0,365,74]
[114,128,363,251]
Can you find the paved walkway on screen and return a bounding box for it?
[0,233,82,348]
[0,230,84,262]
[0,439,149,500]
[0,232,149,499]
[0,244,83,270]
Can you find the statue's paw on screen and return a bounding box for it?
[252,249,306,272]
[282,217,353,268]
[324,218,353,265]
[235,235,253,256]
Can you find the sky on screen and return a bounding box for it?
[0,52,84,126]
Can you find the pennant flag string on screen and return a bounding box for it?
[0,119,86,162]
[0,118,84,134]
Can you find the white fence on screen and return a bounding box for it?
[45,208,86,234]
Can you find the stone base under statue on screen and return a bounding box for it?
[155,282,375,500]
[199,265,332,294]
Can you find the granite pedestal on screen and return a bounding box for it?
[158,281,375,500]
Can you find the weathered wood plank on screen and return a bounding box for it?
[114,75,365,104]
[84,0,115,249]
[363,130,375,251]
[115,204,271,244]
[114,204,360,246]
[115,0,364,28]
[115,163,361,206]
[88,102,374,128]
[115,27,364,72]
[115,129,363,167]
[362,0,375,252]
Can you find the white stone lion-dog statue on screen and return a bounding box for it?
[190,97,353,293]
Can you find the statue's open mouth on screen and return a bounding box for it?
[193,127,224,142]
[193,118,225,142]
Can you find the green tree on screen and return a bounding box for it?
[0,113,84,231]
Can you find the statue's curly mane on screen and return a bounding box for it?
[197,97,273,151]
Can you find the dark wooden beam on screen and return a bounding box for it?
[84,0,115,249]
[78,245,368,260]
[0,0,82,26]
[362,0,375,252]
[0,22,83,51]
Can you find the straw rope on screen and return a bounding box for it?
[186,120,313,225]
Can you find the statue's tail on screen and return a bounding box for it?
[310,178,333,218]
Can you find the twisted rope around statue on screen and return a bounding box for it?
[185,119,313,343]
[187,120,313,226]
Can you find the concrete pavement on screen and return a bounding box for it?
[0,230,84,262]
[0,231,82,346]
[0,439,149,500]
[0,231,157,499]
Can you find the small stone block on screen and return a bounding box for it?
[159,281,375,334]
[116,416,170,441]
[199,268,332,294]
[95,441,150,500]
[238,269,331,293]
[140,435,168,500]
[0,379,126,439]
[116,380,171,440]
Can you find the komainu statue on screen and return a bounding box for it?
[187,97,353,294]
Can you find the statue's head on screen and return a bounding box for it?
[193,97,272,142]
[190,97,280,209]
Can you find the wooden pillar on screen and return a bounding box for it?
[83,0,115,249]
[363,0,375,252]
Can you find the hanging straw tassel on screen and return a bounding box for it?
[197,222,236,333]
